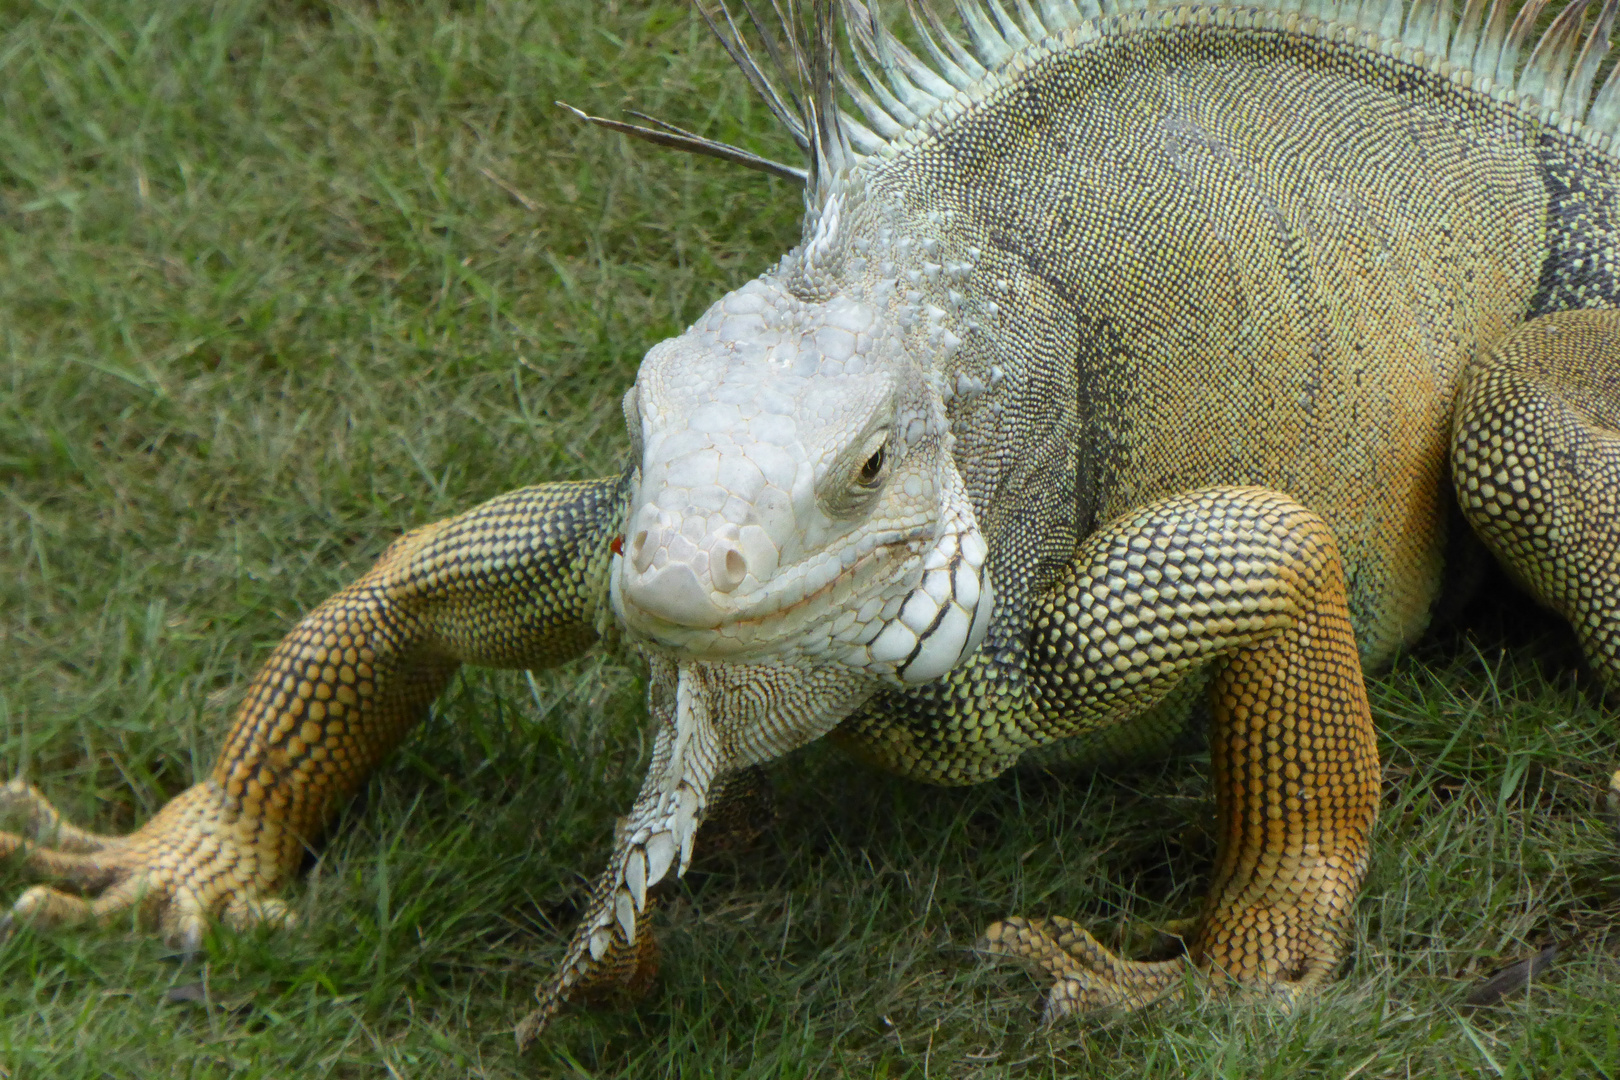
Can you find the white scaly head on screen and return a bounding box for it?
[611,186,995,688]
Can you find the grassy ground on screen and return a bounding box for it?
[1,0,1617,1076]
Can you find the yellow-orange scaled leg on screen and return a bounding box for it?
[981,488,1380,1019]
[1,478,623,953]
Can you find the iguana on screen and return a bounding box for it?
[3,0,1619,1043]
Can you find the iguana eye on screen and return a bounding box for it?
[819,432,892,519]
[857,446,886,486]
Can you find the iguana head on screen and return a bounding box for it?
[611,195,995,687]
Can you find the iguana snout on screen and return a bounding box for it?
[613,275,995,683]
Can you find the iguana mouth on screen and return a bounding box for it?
[615,506,994,683]
[619,529,923,640]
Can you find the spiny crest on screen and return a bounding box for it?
[825,0,1620,165]
[566,0,1620,198]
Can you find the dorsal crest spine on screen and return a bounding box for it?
[823,0,1620,169]
[566,0,1620,204]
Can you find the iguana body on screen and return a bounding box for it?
[4,0,1619,1037]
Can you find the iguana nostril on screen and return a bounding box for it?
[712,543,747,593]
[630,530,654,573]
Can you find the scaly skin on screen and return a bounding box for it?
[975,489,1379,1014]
[1452,309,1620,695]
[2,479,624,946]
[7,0,1620,1038]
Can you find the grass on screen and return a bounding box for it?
[0,0,1617,1076]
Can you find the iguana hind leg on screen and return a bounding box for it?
[979,488,1379,1019]
[1,478,624,953]
[1452,309,1620,695]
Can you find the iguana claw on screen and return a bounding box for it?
[0,778,296,948]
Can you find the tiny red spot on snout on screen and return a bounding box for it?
[610,535,624,556]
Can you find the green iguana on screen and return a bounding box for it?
[3,0,1619,1043]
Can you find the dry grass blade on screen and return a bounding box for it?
[1463,942,1560,1007]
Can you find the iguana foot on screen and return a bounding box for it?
[979,915,1186,1020]
[0,779,295,952]
[980,911,1331,1021]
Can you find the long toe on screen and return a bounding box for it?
[0,780,118,853]
[222,894,295,932]
[982,913,1187,1019]
[9,883,103,930]
[8,839,127,892]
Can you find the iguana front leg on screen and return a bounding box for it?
[1,477,625,952]
[978,488,1380,1018]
